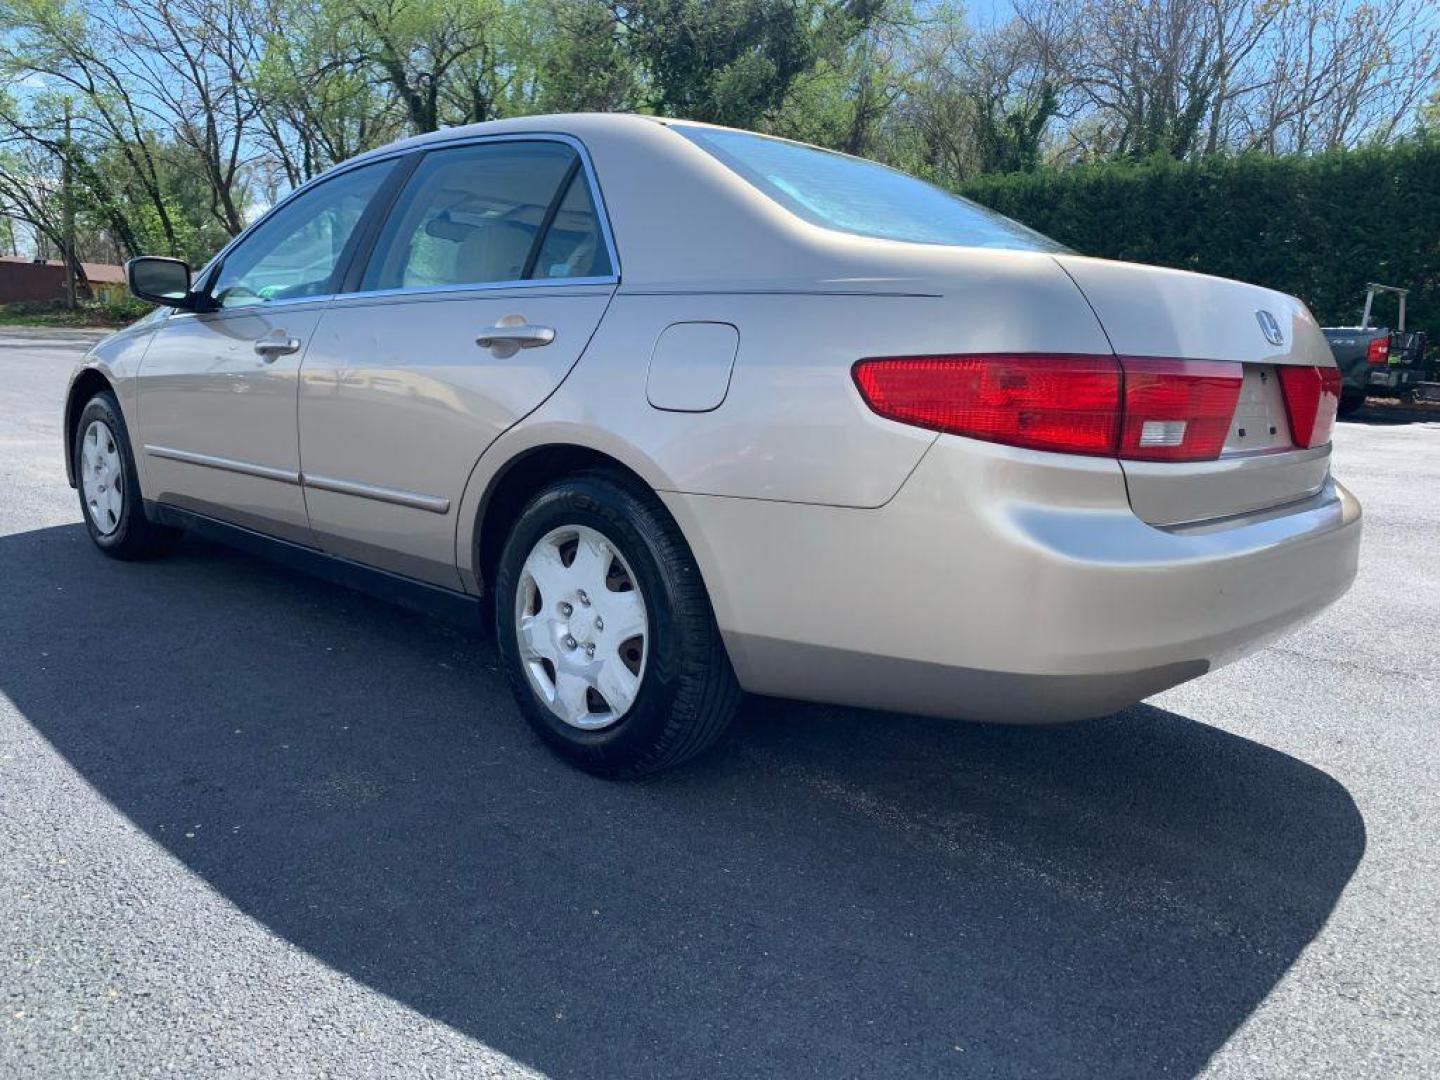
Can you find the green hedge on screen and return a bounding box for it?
[958,138,1440,333]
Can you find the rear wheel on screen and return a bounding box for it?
[493,472,740,777]
[73,391,177,559]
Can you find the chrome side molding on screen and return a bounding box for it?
[144,445,301,484]
[145,446,450,514]
[302,473,451,514]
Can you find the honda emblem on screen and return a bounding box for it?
[1256,310,1284,346]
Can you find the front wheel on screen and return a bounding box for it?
[493,472,741,777]
[73,391,177,559]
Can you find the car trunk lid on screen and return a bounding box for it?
[1055,254,1335,526]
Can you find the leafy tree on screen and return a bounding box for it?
[248,0,409,183]
[768,1,914,158]
[526,0,639,113]
[0,0,1437,276]
[959,133,1440,329]
[613,0,869,129]
[332,0,516,132]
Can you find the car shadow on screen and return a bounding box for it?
[0,524,1365,1079]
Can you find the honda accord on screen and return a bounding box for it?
[65,114,1361,776]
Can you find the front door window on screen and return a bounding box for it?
[208,160,396,309]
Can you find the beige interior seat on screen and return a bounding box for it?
[454,222,533,284]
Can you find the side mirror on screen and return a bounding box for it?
[126,256,195,309]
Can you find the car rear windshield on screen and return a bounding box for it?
[673,124,1066,253]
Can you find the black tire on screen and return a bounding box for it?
[72,391,178,559]
[493,471,741,778]
[1337,390,1366,418]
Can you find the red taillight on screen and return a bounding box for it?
[1118,358,1243,461]
[1366,336,1390,364]
[852,354,1241,461]
[1278,365,1341,448]
[851,354,1122,456]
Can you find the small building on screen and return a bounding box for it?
[0,256,127,304]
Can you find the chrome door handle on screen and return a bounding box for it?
[475,324,554,347]
[254,335,301,361]
[475,316,555,357]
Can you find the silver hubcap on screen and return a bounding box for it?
[515,524,649,731]
[80,420,123,536]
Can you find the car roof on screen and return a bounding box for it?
[349,112,671,164]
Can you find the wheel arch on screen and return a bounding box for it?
[63,367,119,488]
[469,441,665,597]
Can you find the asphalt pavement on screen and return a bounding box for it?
[1,327,1437,1078]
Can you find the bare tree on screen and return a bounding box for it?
[0,140,93,290]
[1021,0,1237,158]
[104,0,263,235]
[1248,0,1440,153]
[1,0,184,250]
[1015,0,1439,160]
[899,3,1067,182]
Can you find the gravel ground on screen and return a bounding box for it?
[1,327,1436,1078]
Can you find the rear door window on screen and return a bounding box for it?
[529,170,613,280]
[359,141,612,292]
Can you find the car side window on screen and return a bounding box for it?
[359,141,609,292]
[208,159,396,310]
[529,170,613,280]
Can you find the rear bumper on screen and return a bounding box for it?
[1365,366,1419,391]
[1341,355,1425,393]
[663,436,1361,722]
